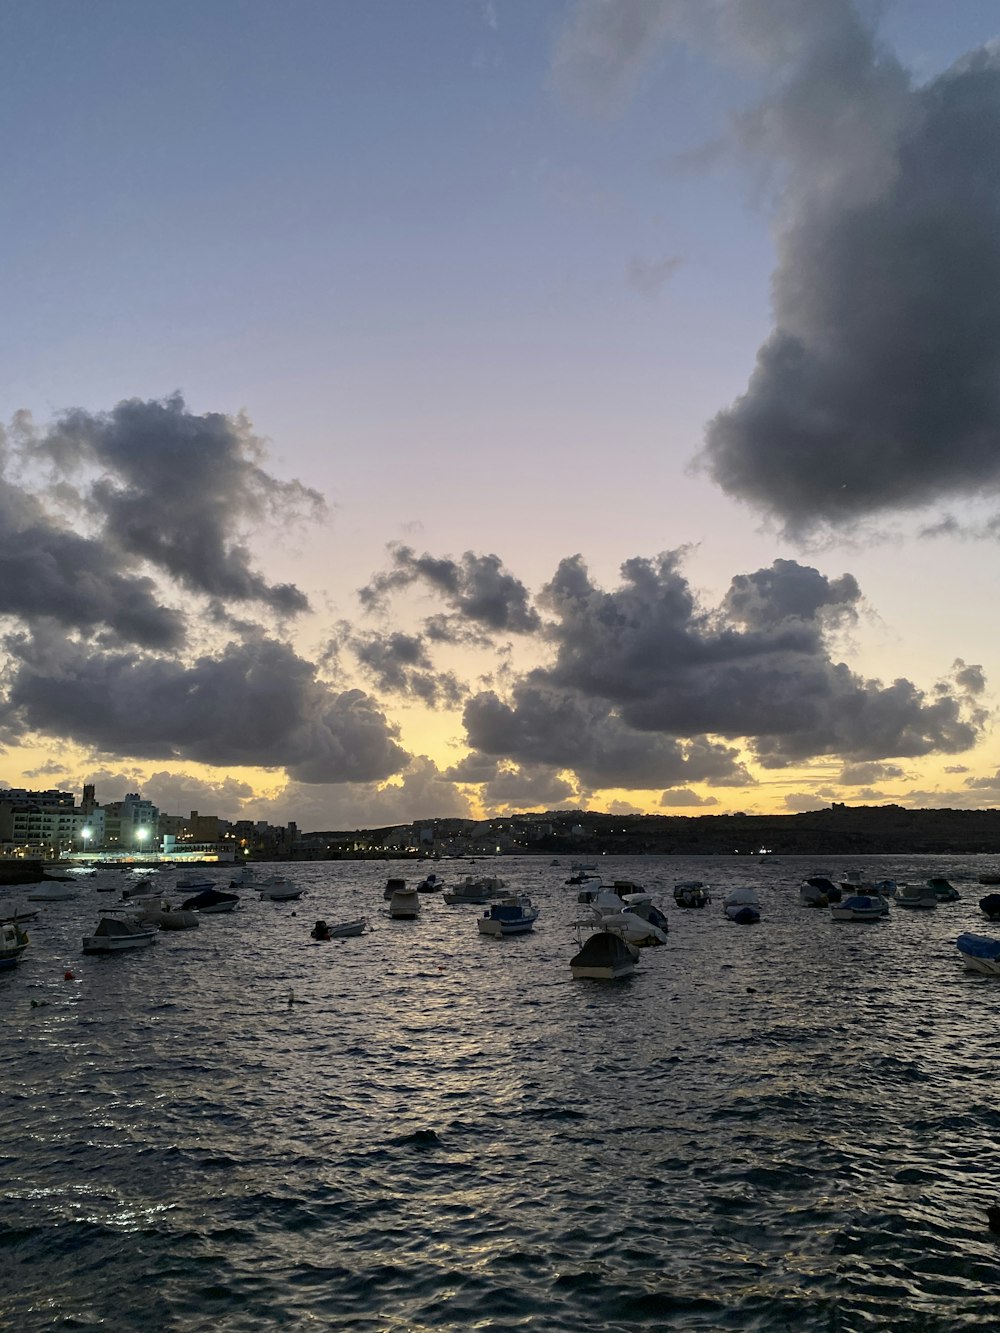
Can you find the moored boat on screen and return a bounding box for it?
[258,875,304,901]
[956,933,1000,976]
[311,917,369,939]
[723,887,760,924]
[180,887,240,913]
[82,909,159,953]
[926,877,960,903]
[570,929,639,980]
[388,885,421,919]
[980,893,1000,921]
[831,893,888,922]
[477,894,539,937]
[674,880,710,908]
[416,873,443,892]
[26,882,77,902]
[895,884,938,910]
[443,876,507,905]
[0,919,29,970]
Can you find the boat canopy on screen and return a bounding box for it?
[957,933,1000,961]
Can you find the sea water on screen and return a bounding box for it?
[3,854,1000,1331]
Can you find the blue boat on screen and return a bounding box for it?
[477,894,539,937]
[956,933,1000,975]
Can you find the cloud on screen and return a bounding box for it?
[23,394,323,613]
[481,763,579,813]
[360,544,541,636]
[837,761,905,785]
[784,793,825,812]
[696,12,1000,532]
[0,629,408,784]
[627,254,683,298]
[347,629,466,707]
[659,787,719,807]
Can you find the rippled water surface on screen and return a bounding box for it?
[4,854,1000,1331]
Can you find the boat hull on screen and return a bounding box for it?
[82,932,157,953]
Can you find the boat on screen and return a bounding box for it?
[564,862,599,885]
[311,917,369,940]
[180,887,240,913]
[137,901,199,930]
[723,887,760,924]
[383,876,407,901]
[979,875,1000,886]
[0,919,29,970]
[570,929,639,980]
[389,885,421,919]
[477,894,540,937]
[176,876,216,893]
[800,881,830,907]
[980,893,1000,921]
[803,876,842,904]
[443,876,507,905]
[26,882,77,902]
[229,865,257,887]
[926,877,960,903]
[674,880,710,908]
[830,894,888,922]
[82,909,159,953]
[416,873,443,892]
[258,875,304,901]
[575,881,668,944]
[956,933,1000,976]
[895,884,938,910]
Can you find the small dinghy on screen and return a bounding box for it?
[896,884,938,910]
[180,888,240,913]
[258,875,304,901]
[570,929,639,980]
[311,917,369,940]
[956,933,1000,976]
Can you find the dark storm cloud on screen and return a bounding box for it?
[463,551,983,780]
[26,394,323,613]
[837,761,905,786]
[349,629,466,707]
[699,13,1000,530]
[0,443,183,649]
[0,630,408,784]
[482,763,579,811]
[360,544,541,635]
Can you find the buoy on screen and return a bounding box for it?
[63,970,75,981]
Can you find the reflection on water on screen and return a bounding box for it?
[3,854,1000,1330]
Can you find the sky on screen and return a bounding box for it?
[2,0,1000,829]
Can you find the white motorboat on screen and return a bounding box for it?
[82,909,158,953]
[389,886,421,919]
[26,882,77,902]
[258,875,304,901]
[443,876,507,905]
[311,917,369,939]
[134,899,200,930]
[576,882,668,945]
[830,893,888,922]
[176,876,216,893]
[956,933,1000,975]
[477,894,539,936]
[570,929,639,980]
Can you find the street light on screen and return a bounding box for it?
[82,826,92,855]
[136,825,149,857]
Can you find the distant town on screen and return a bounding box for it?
[4,785,1000,863]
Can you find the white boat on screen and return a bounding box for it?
[26,882,77,902]
[311,917,369,939]
[895,884,938,910]
[229,865,257,887]
[576,882,668,945]
[477,894,539,936]
[723,887,761,924]
[0,919,29,970]
[389,886,421,919]
[176,876,216,893]
[443,876,507,905]
[570,929,639,980]
[133,899,200,930]
[830,893,888,922]
[956,933,1000,975]
[258,875,304,901]
[82,909,158,953]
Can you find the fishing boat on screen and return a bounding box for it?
[0,919,29,970]
[956,933,1000,976]
[388,885,421,919]
[258,875,304,901]
[569,929,639,980]
[674,880,710,908]
[477,894,539,937]
[179,887,240,913]
[830,894,888,922]
[723,887,760,924]
[443,876,507,905]
[82,909,158,953]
